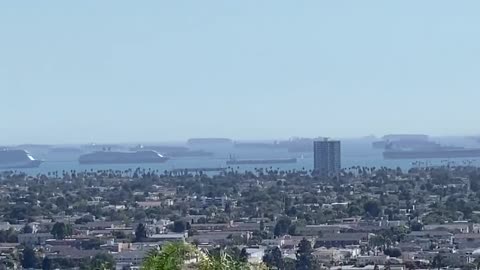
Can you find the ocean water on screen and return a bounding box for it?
[9,139,480,175]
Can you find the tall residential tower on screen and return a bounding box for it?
[313,139,341,177]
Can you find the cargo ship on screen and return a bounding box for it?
[167,150,214,158]
[0,149,43,169]
[233,137,322,153]
[223,137,325,153]
[372,141,387,149]
[226,156,297,165]
[383,142,480,159]
[382,134,429,141]
[281,138,315,153]
[79,150,169,165]
[81,144,123,152]
[372,134,429,150]
[233,142,277,149]
[131,145,214,158]
[187,138,232,145]
[130,145,189,152]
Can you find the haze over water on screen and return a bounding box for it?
[10,137,480,176]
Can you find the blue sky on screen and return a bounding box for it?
[1,1,480,144]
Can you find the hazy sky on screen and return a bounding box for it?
[1,1,480,144]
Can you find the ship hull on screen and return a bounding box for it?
[226,158,297,165]
[79,151,169,165]
[234,143,277,149]
[383,149,480,159]
[79,158,169,165]
[0,160,43,169]
[372,141,387,149]
[167,151,214,158]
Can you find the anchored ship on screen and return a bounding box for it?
[130,145,214,158]
[233,137,322,153]
[226,155,297,165]
[233,142,277,149]
[382,139,480,160]
[0,149,43,169]
[166,150,214,158]
[372,134,429,150]
[187,138,232,145]
[383,148,480,159]
[79,150,169,165]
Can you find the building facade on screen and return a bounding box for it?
[313,139,341,177]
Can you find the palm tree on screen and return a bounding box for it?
[198,251,248,270]
[142,242,201,270]
[142,242,267,270]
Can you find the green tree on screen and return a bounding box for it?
[22,224,33,234]
[0,229,19,243]
[135,223,147,242]
[410,221,423,231]
[347,204,363,216]
[364,200,382,218]
[142,242,199,270]
[274,217,291,237]
[296,238,318,270]
[200,250,250,270]
[141,242,264,270]
[51,222,72,240]
[172,220,188,233]
[263,247,284,269]
[288,224,297,236]
[369,234,387,249]
[55,196,68,210]
[89,253,114,270]
[42,257,52,270]
[22,247,38,269]
[239,248,249,263]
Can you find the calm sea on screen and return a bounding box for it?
[8,138,480,175]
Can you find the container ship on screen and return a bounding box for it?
[0,149,43,169]
[383,148,480,159]
[226,156,297,165]
[187,138,232,145]
[265,137,320,153]
[233,137,322,153]
[278,138,317,153]
[372,134,429,149]
[233,142,277,149]
[167,150,214,158]
[383,139,480,159]
[130,145,189,153]
[130,145,214,158]
[372,141,387,149]
[79,150,169,165]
